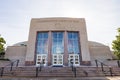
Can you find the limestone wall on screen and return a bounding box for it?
[26,18,91,65]
[5,46,27,66]
[89,41,112,61]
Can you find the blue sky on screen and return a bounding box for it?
[0,0,120,48]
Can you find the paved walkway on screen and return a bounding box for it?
[106,77,120,80]
[0,77,120,80]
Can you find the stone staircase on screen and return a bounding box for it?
[2,67,74,77]
[76,67,104,77]
[1,66,120,77]
[102,67,120,76]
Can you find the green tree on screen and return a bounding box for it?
[0,35,6,55]
[112,28,120,59]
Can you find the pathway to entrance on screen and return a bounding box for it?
[1,77,120,80]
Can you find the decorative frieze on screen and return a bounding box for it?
[36,20,79,23]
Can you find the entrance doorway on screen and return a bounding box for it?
[36,54,47,66]
[69,54,80,66]
[52,54,63,66]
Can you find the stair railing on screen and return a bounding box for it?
[95,59,113,76]
[0,67,4,77]
[73,67,76,77]
[0,59,19,77]
[36,67,39,77]
[36,61,44,77]
[70,61,76,77]
[117,60,120,67]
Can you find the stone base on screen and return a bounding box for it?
[25,61,34,66]
[81,61,91,66]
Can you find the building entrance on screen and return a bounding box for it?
[52,54,63,66]
[69,54,80,66]
[36,54,47,66]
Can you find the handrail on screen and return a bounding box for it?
[70,62,76,77]
[95,60,110,67]
[0,67,4,77]
[95,59,120,68]
[95,59,113,76]
[117,60,120,67]
[73,67,76,77]
[36,67,39,77]
[36,62,43,77]
[0,59,19,77]
[3,59,19,68]
[83,70,88,76]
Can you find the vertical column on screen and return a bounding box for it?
[78,31,82,66]
[48,31,52,66]
[64,31,68,66]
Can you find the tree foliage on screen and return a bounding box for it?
[112,28,120,59]
[0,35,6,55]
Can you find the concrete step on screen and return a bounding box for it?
[1,66,120,77]
[0,77,111,80]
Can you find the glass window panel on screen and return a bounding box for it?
[36,32,48,54]
[68,32,80,54]
[58,32,63,38]
[53,32,57,38]
[53,39,57,44]
[54,59,57,61]
[37,33,42,38]
[52,32,64,54]
[44,33,48,38]
[75,62,78,64]
[54,62,57,64]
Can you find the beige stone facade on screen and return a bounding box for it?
[25,18,90,66]
[89,41,112,61]
[5,18,113,66]
[5,46,27,66]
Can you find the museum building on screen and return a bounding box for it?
[5,18,112,66]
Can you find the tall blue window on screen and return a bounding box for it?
[68,32,80,54]
[52,32,64,54]
[36,32,48,54]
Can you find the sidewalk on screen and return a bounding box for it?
[106,77,120,80]
[0,77,120,80]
